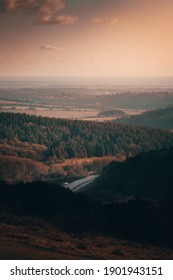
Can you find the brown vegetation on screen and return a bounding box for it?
[0,155,48,182]
[49,156,121,179]
[0,140,48,161]
[0,139,121,182]
[1,223,173,260]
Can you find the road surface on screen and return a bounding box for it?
[66,175,99,192]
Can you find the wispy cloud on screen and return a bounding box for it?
[37,15,78,25]
[0,0,77,25]
[92,17,119,25]
[39,44,62,51]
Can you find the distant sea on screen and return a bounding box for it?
[0,76,173,89]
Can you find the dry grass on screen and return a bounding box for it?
[0,223,173,260]
[0,108,100,119]
[48,156,122,179]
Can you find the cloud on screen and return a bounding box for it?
[37,15,78,25]
[0,0,65,14]
[39,44,62,51]
[110,18,119,25]
[92,17,119,25]
[0,0,77,25]
[3,0,16,10]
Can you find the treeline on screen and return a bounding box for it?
[98,109,126,117]
[1,112,173,160]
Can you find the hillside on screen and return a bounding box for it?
[114,106,173,129]
[0,155,49,182]
[82,148,173,204]
[1,179,173,256]
[1,112,173,182]
[1,112,173,159]
[1,223,173,260]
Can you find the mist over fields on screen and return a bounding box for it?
[1,77,173,123]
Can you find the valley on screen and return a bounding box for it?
[1,83,173,123]
[1,0,173,263]
[1,112,173,183]
[1,84,173,260]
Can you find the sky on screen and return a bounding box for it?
[0,0,173,77]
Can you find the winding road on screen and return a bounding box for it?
[66,175,99,192]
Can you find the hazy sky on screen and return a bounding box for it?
[0,0,173,77]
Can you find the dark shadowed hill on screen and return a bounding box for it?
[114,106,173,129]
[0,180,157,243]
[82,148,173,204]
[1,178,173,252]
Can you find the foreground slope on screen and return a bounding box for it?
[1,178,173,253]
[1,223,173,260]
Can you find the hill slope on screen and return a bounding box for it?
[1,178,173,253]
[82,148,173,204]
[114,106,173,129]
[1,112,173,182]
[1,223,173,260]
[1,112,173,160]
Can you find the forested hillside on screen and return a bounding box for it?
[1,112,173,160]
[115,106,173,129]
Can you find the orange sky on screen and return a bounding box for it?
[0,0,172,77]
